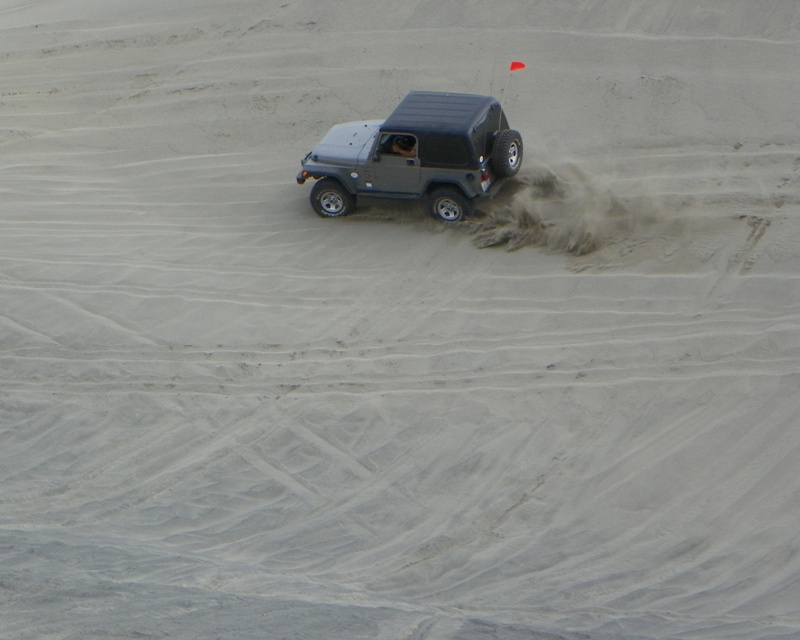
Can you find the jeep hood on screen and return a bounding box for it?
[308,120,382,165]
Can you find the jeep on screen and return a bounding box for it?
[296,91,523,222]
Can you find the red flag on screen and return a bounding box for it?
[509,60,526,72]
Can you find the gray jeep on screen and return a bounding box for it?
[296,91,523,222]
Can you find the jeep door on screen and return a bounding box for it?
[371,133,422,195]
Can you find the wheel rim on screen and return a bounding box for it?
[507,141,520,168]
[320,191,345,214]
[435,197,462,221]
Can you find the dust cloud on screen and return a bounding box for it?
[471,161,663,254]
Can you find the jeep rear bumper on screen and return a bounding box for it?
[476,177,510,200]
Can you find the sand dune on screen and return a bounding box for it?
[2,1,800,638]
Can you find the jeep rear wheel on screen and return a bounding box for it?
[429,187,473,222]
[491,129,523,177]
[310,178,354,218]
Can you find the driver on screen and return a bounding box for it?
[391,135,416,157]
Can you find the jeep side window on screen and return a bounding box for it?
[380,133,417,158]
[419,134,470,168]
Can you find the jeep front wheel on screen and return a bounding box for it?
[310,178,354,218]
[491,129,523,178]
[429,187,473,222]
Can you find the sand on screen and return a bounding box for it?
[1,1,799,638]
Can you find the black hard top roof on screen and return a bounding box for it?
[382,91,501,135]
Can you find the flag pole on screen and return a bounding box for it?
[501,61,526,101]
[500,71,511,105]
[500,60,526,127]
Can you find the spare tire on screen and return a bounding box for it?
[491,129,523,177]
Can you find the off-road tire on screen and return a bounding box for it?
[310,178,355,218]
[491,129,523,178]
[428,187,474,222]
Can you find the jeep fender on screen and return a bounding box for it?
[297,167,358,194]
[424,178,478,201]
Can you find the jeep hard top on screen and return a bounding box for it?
[296,91,523,221]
